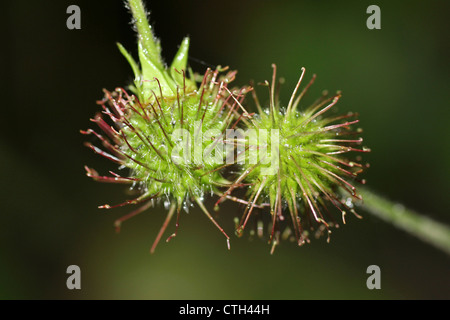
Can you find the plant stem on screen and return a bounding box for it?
[128,0,164,70]
[356,187,450,255]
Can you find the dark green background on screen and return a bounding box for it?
[2,0,449,299]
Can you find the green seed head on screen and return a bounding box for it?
[83,0,249,252]
[223,65,370,250]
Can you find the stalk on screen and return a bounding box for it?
[128,0,164,70]
[357,187,450,255]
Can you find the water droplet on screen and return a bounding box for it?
[164,200,170,210]
[345,197,354,208]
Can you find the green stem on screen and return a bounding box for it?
[128,0,164,70]
[356,187,450,255]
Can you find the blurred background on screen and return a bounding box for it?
[2,0,449,299]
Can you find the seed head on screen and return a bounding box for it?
[219,65,370,252]
[82,0,249,253]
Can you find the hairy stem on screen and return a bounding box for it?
[356,187,450,255]
[128,0,164,70]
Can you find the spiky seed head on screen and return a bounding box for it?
[83,68,245,252]
[82,0,249,253]
[222,65,370,251]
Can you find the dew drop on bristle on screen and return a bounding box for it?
[164,200,170,210]
[345,197,354,208]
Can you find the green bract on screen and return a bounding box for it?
[119,0,196,101]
